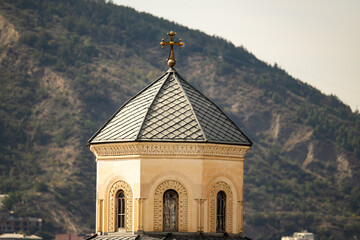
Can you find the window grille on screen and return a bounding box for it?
[117,191,125,229]
[216,191,226,232]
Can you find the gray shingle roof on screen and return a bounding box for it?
[90,235,137,240]
[88,68,252,146]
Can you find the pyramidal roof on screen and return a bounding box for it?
[88,68,252,146]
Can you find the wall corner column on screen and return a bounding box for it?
[96,199,104,233]
[196,198,206,232]
[135,198,145,232]
[238,200,244,234]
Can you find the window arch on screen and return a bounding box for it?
[163,189,179,232]
[153,180,188,232]
[117,190,126,229]
[216,191,226,232]
[108,180,132,232]
[209,181,233,233]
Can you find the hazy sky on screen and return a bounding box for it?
[113,0,360,111]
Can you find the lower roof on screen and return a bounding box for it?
[87,232,251,240]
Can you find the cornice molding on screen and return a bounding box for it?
[90,142,250,160]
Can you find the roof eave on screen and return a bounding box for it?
[88,138,251,147]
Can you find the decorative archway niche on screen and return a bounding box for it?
[108,180,133,232]
[153,180,188,232]
[209,181,233,233]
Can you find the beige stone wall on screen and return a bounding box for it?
[90,142,249,234]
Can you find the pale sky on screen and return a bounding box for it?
[113,0,360,111]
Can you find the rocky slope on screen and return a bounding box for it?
[0,1,359,239]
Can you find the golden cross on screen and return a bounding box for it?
[160,31,184,67]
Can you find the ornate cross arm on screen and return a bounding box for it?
[160,31,184,67]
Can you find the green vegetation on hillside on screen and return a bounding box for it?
[0,0,359,239]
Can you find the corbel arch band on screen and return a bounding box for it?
[108,180,133,231]
[153,180,188,232]
[209,181,233,233]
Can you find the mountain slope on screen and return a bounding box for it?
[0,0,359,239]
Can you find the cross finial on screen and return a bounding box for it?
[160,31,184,67]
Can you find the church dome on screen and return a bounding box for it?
[88,68,252,146]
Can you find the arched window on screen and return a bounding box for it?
[216,191,226,232]
[163,189,179,232]
[117,190,125,229]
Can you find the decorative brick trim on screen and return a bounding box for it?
[108,180,132,232]
[209,181,233,233]
[153,180,188,232]
[91,143,249,159]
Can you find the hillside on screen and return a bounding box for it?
[0,0,359,239]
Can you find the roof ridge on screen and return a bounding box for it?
[88,71,169,144]
[175,73,253,146]
[134,71,172,140]
[173,72,207,141]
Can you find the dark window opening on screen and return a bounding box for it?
[117,190,126,229]
[163,189,179,232]
[216,191,226,232]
